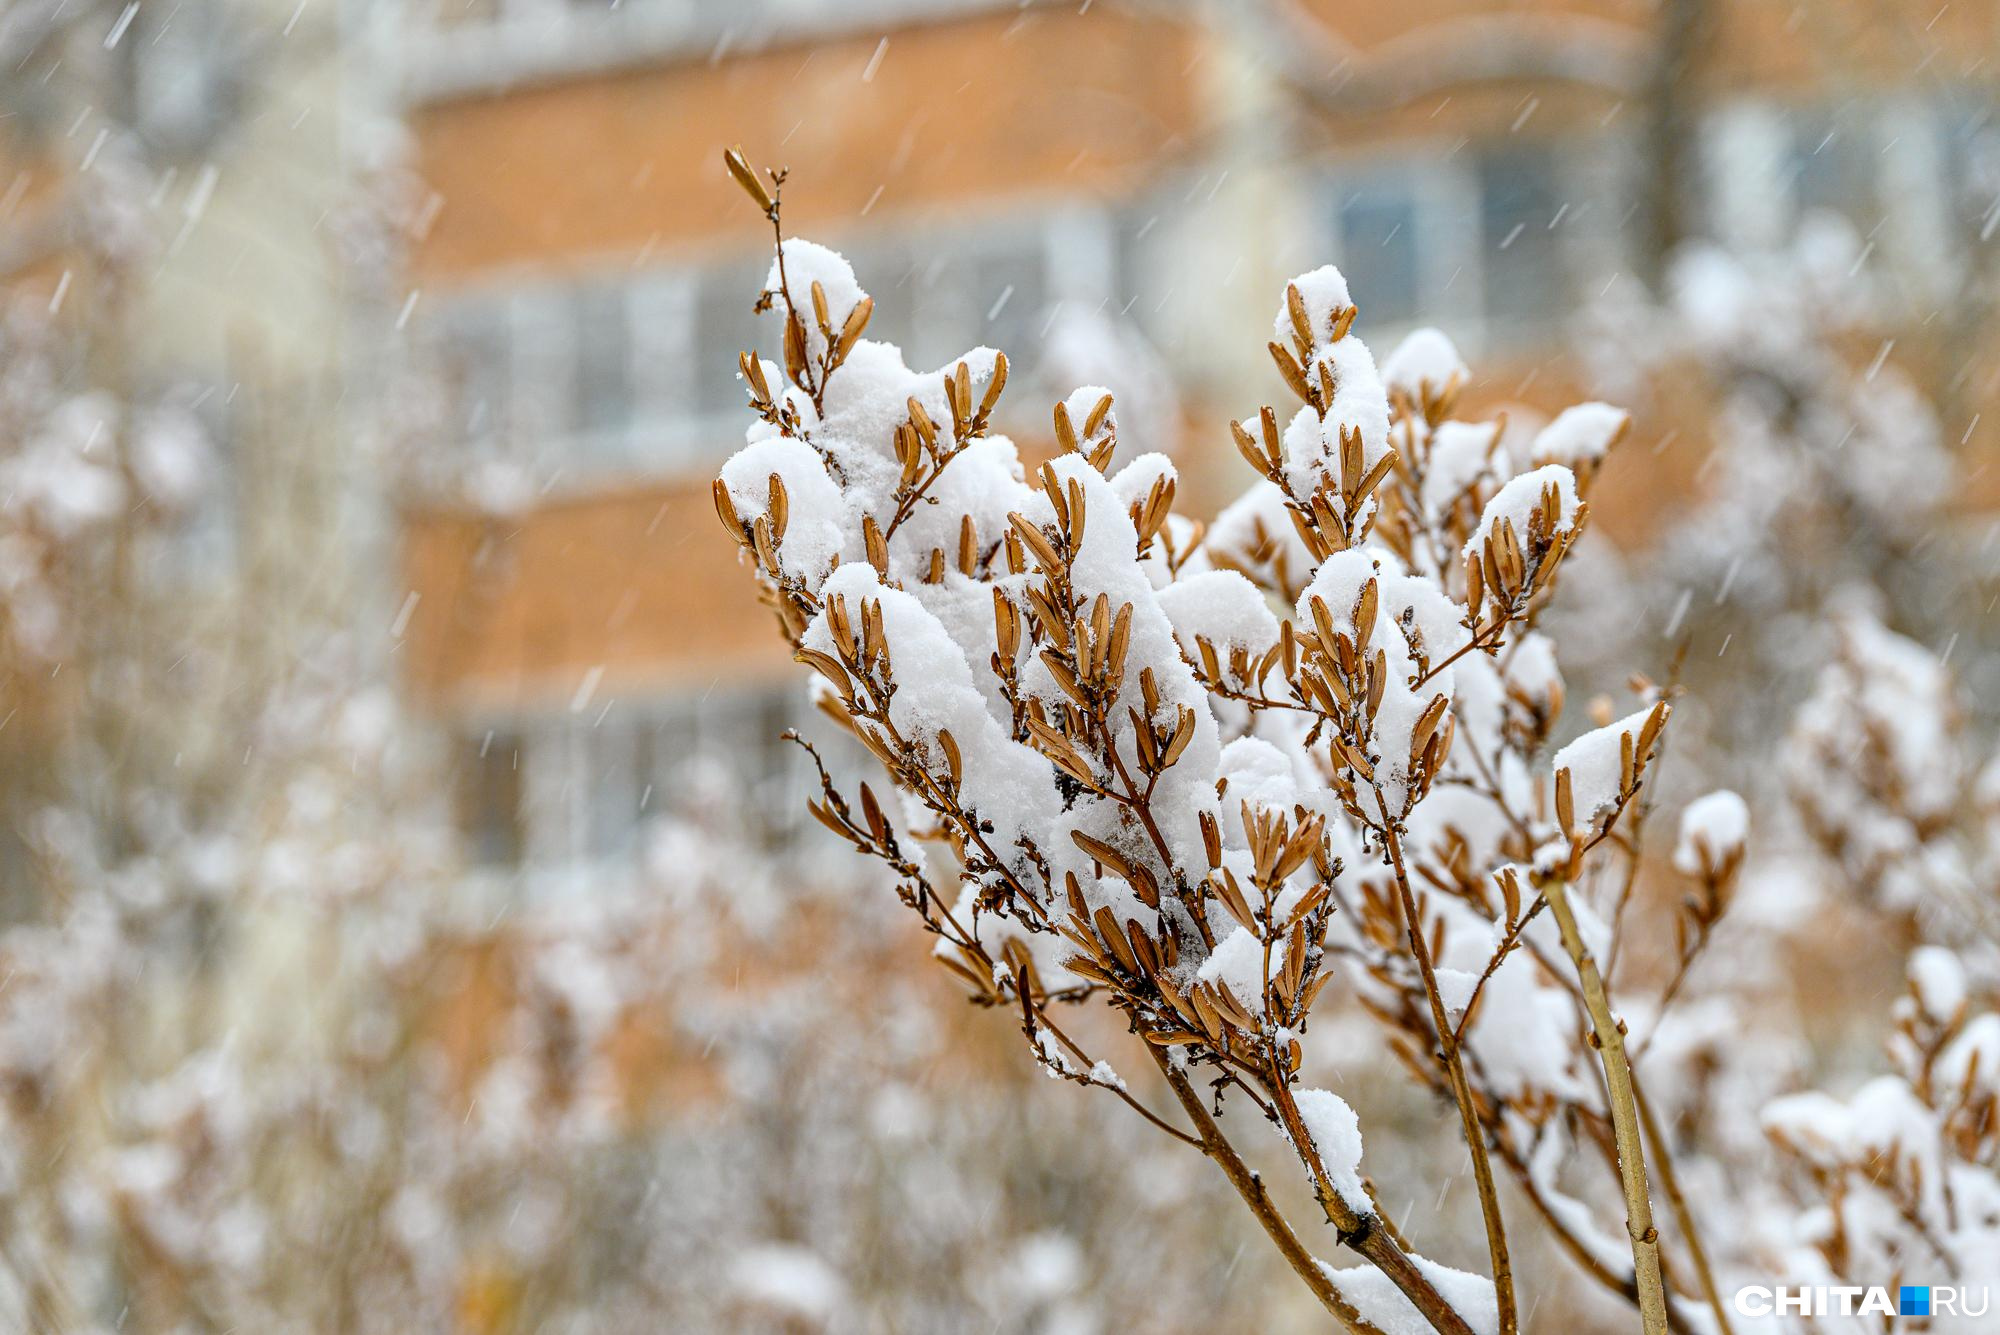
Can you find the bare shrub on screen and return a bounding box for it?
[710,154,1761,1335]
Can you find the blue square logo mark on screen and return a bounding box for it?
[1900,1286,1931,1317]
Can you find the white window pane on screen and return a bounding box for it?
[1338,182,1421,328]
[573,280,632,436]
[1478,146,1567,327]
[694,261,775,421]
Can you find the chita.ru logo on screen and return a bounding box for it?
[1731,1283,1990,1318]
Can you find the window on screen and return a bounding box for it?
[870,226,1051,373]
[960,235,1050,366]
[1942,99,2000,222]
[581,718,646,861]
[463,687,820,877]
[572,280,633,436]
[641,691,806,844]
[457,729,526,867]
[1318,141,1592,353]
[1477,146,1567,327]
[1790,114,1880,232]
[423,211,1103,484]
[1337,182,1421,328]
[850,244,921,364]
[694,260,775,421]
[436,298,513,447]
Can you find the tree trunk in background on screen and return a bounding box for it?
[1636,0,1713,293]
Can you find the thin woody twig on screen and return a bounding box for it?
[1150,1045,1482,1335]
[1541,870,1669,1335]
[1372,787,1518,1335]
[1631,1066,1735,1335]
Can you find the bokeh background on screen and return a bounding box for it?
[2,0,1999,1330]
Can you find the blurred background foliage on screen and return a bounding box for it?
[0,0,1997,1330]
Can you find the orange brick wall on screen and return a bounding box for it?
[410,6,1203,282]
[400,477,788,712]
[398,0,1999,713]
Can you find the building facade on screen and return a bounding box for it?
[390,0,2000,892]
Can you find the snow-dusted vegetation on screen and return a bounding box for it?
[7,2,2000,1327]
[712,155,2000,1335]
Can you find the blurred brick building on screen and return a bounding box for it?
[391,0,2000,890]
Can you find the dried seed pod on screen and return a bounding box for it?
[1214,868,1257,931]
[1270,341,1313,403]
[859,782,889,842]
[981,352,1009,417]
[825,594,857,659]
[958,515,979,576]
[810,279,831,336]
[1230,419,1264,473]
[1161,707,1197,768]
[739,351,770,402]
[782,312,808,383]
[1010,513,1063,572]
[1286,282,1313,354]
[723,146,773,210]
[1053,401,1080,454]
[712,479,743,539]
[864,515,889,576]
[766,473,789,541]
[907,396,937,450]
[1083,392,1113,439]
[938,729,963,786]
[1410,694,1450,763]
[795,649,854,702]
[1094,907,1140,974]
[834,298,872,363]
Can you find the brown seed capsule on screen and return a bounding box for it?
[1107,603,1133,685]
[1230,419,1262,472]
[723,146,774,211]
[938,729,963,786]
[1214,868,1256,932]
[906,396,937,450]
[1199,810,1223,869]
[1084,392,1113,438]
[1161,706,1197,767]
[958,515,979,576]
[1270,341,1313,403]
[1286,282,1312,355]
[782,311,808,382]
[766,473,789,541]
[982,352,1009,417]
[834,298,873,362]
[1095,907,1140,975]
[1356,449,1397,503]
[1259,406,1283,469]
[712,479,742,538]
[1410,694,1450,762]
[1009,513,1063,572]
[864,516,889,576]
[794,649,854,703]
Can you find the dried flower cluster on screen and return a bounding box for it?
[712,154,1757,1335]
